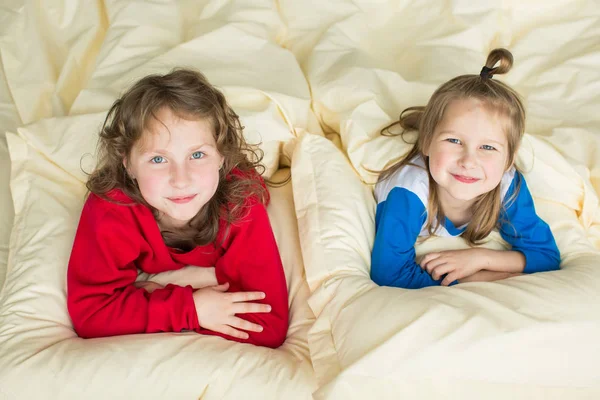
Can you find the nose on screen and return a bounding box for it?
[458,148,477,169]
[169,162,191,189]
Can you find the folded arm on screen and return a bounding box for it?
[371,187,444,289]
[500,172,561,274]
[212,200,289,348]
[67,205,198,338]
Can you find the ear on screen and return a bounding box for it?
[123,159,134,179]
[506,145,519,171]
[506,160,515,172]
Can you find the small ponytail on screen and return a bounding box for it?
[480,48,514,79]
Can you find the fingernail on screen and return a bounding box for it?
[267,306,272,312]
[258,326,264,332]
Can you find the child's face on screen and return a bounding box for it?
[425,98,509,211]
[125,108,224,228]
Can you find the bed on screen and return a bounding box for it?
[0,1,318,398]
[289,1,600,399]
[1,1,600,399]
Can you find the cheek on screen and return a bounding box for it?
[427,157,444,184]
[192,164,221,189]
[136,172,167,199]
[428,147,451,175]
[482,158,506,181]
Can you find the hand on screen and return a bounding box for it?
[193,282,272,340]
[420,249,486,286]
[134,280,165,293]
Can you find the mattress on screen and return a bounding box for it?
[0,1,318,398]
[290,1,600,398]
[1,1,599,399]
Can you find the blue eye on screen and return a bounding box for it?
[191,151,205,160]
[446,138,461,144]
[151,156,165,164]
[481,145,496,151]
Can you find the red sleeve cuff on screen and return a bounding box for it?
[147,284,200,332]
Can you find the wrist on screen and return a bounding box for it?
[478,248,494,271]
[477,249,526,273]
[470,248,492,273]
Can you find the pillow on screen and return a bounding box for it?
[0,58,21,292]
[298,1,600,202]
[0,1,105,125]
[0,136,13,291]
[292,132,600,397]
[1,1,323,179]
[0,124,316,399]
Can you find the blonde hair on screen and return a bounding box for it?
[87,68,266,249]
[379,48,525,245]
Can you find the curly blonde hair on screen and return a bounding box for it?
[87,68,266,249]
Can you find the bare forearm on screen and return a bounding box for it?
[141,266,218,289]
[458,270,523,283]
[477,249,525,273]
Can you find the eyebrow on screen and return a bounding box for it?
[437,130,505,146]
[140,143,215,155]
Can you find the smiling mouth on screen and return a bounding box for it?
[167,194,197,204]
[452,174,480,184]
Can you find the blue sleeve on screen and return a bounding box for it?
[500,172,561,273]
[371,187,443,289]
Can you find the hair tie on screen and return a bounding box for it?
[480,66,494,80]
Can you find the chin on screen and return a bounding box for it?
[165,209,201,225]
[452,195,475,202]
[175,212,199,223]
[448,190,481,202]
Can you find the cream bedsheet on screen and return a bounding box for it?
[289,1,600,399]
[0,136,12,291]
[0,1,318,398]
[293,133,600,399]
[2,0,600,399]
[1,133,315,397]
[0,52,20,293]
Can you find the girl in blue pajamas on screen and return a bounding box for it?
[371,48,560,289]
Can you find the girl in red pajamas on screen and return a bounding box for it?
[67,69,288,348]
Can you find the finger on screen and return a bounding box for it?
[420,253,439,268]
[424,258,447,274]
[430,264,453,281]
[442,273,458,286]
[215,324,249,340]
[228,316,264,333]
[134,281,162,292]
[211,282,230,292]
[146,284,163,293]
[232,302,272,314]
[229,291,266,302]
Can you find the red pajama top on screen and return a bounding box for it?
[67,182,289,348]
